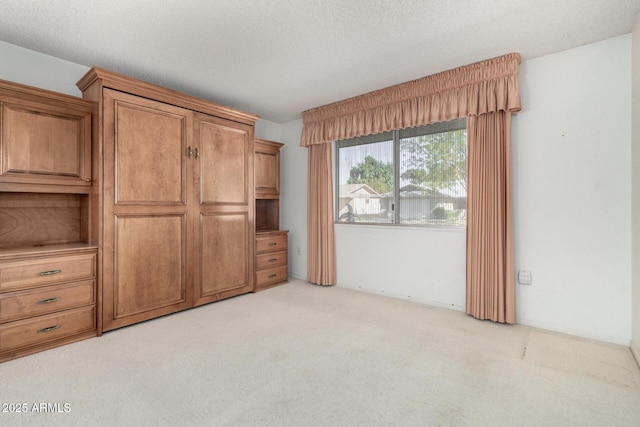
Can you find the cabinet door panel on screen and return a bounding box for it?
[112,215,187,319]
[0,87,92,191]
[255,151,278,193]
[197,117,250,205]
[197,213,249,301]
[105,89,189,205]
[3,107,81,176]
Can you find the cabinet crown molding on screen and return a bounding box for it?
[255,138,284,150]
[77,66,259,125]
[0,78,94,111]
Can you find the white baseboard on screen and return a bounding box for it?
[509,317,630,346]
[336,283,466,312]
[336,284,630,346]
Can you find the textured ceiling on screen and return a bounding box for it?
[1,1,639,123]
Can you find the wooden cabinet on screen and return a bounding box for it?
[0,244,97,363]
[0,79,97,363]
[77,67,257,332]
[255,139,282,197]
[0,79,92,193]
[255,139,282,234]
[254,139,288,291]
[255,231,288,290]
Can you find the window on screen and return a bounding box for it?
[336,118,466,227]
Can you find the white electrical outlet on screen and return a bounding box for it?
[296,246,301,255]
[518,270,532,285]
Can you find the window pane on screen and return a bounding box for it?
[335,119,466,227]
[337,139,393,223]
[399,125,466,226]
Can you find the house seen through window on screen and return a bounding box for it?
[336,118,467,227]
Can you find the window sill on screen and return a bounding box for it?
[334,222,466,234]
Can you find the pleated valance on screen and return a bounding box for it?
[300,53,521,146]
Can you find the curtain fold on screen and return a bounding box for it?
[466,112,515,323]
[307,143,336,285]
[301,53,520,146]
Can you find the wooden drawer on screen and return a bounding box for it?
[0,280,95,323]
[255,265,288,287]
[256,250,287,270]
[0,305,96,354]
[0,253,96,291]
[256,233,287,254]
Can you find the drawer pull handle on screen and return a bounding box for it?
[268,274,278,278]
[38,269,62,276]
[37,325,62,333]
[268,242,277,246]
[268,258,277,263]
[37,297,62,305]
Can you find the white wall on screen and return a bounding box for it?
[335,225,467,309]
[0,41,88,95]
[255,119,283,141]
[632,18,640,361]
[280,119,308,280]
[514,35,632,344]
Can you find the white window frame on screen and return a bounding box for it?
[335,118,467,228]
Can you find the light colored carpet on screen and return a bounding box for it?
[1,280,639,426]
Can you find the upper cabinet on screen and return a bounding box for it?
[254,139,283,198]
[0,80,93,193]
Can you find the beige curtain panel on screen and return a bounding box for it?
[301,53,521,147]
[307,143,336,286]
[466,112,515,323]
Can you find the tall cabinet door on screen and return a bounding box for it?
[102,89,193,331]
[192,112,254,306]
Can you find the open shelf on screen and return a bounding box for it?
[256,198,279,232]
